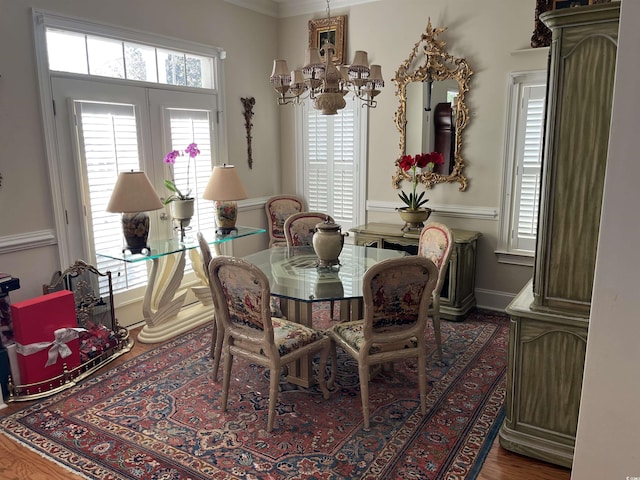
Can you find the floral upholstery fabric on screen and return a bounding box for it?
[266,196,303,244]
[331,263,431,354]
[369,265,428,329]
[271,318,326,357]
[285,213,332,247]
[217,265,265,331]
[418,226,450,269]
[216,262,325,357]
[332,320,417,354]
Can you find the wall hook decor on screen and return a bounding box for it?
[241,97,255,169]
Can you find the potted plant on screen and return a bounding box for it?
[163,143,200,225]
[397,151,444,230]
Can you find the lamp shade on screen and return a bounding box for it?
[106,171,163,213]
[202,165,248,202]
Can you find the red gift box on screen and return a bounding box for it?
[11,290,81,387]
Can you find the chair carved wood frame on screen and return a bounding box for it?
[208,255,332,432]
[328,256,438,429]
[417,222,454,358]
[265,195,305,247]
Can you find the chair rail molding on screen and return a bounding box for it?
[0,229,57,255]
[237,196,270,211]
[366,200,498,221]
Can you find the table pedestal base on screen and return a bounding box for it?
[137,248,216,344]
[138,302,213,344]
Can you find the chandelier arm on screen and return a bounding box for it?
[270,0,383,115]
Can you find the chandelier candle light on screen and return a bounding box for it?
[270,0,383,115]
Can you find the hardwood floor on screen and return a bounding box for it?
[0,327,572,480]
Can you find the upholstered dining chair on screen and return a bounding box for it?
[197,232,225,381]
[283,211,336,318]
[283,211,334,248]
[417,222,454,358]
[208,255,332,432]
[265,195,305,247]
[328,256,438,430]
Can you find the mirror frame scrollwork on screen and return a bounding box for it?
[392,19,473,191]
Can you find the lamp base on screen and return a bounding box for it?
[214,200,238,234]
[122,212,151,254]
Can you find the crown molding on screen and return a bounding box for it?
[224,0,381,18]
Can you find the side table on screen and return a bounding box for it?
[350,223,480,320]
[97,226,265,343]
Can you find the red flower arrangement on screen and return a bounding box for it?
[398,151,444,210]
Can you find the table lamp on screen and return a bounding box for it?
[106,171,164,254]
[203,165,248,234]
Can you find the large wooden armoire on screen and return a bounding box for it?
[499,3,620,468]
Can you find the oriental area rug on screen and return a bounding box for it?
[0,307,508,480]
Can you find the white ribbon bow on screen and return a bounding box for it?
[16,327,87,367]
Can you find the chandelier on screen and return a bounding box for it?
[269,0,384,115]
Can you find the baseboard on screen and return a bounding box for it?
[475,288,515,313]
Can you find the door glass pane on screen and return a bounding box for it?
[75,101,148,294]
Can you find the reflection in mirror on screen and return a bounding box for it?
[406,79,459,174]
[392,20,473,191]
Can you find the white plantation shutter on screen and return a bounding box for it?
[513,85,545,251]
[166,109,215,233]
[74,101,148,294]
[332,106,355,221]
[307,112,329,213]
[303,98,359,230]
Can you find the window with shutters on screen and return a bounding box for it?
[74,101,149,294]
[298,96,366,231]
[164,109,216,233]
[36,11,224,302]
[497,71,546,265]
[71,99,217,296]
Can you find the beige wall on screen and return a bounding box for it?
[0,0,545,311]
[0,0,280,301]
[277,0,546,308]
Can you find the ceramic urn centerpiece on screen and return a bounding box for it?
[312,217,349,268]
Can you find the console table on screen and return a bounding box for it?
[97,226,265,343]
[349,223,480,320]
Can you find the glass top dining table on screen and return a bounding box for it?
[243,244,406,388]
[243,243,406,305]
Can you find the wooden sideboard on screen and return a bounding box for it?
[349,223,480,321]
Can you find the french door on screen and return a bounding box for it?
[52,76,218,301]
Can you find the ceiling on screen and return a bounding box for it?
[223,0,381,18]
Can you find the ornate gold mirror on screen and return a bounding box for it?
[392,20,473,191]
